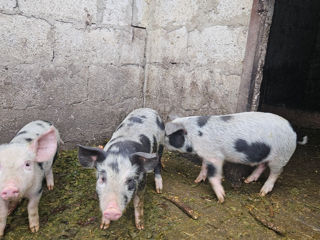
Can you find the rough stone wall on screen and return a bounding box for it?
[0,0,252,147]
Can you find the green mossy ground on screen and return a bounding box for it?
[3,129,320,239]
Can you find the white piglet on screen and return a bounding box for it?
[0,120,61,236]
[164,112,307,203]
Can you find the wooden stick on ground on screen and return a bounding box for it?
[162,194,199,220]
[248,209,285,236]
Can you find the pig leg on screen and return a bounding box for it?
[134,175,146,230]
[133,189,145,230]
[45,168,54,190]
[195,161,207,183]
[27,194,41,233]
[206,159,225,203]
[154,145,164,193]
[260,164,283,196]
[245,163,267,183]
[0,200,8,237]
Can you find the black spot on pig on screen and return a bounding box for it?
[36,123,44,127]
[139,135,151,153]
[129,116,143,124]
[168,130,185,148]
[16,130,27,136]
[42,120,52,126]
[138,173,147,191]
[197,116,210,127]
[156,117,165,130]
[37,162,44,170]
[154,144,164,175]
[25,138,33,142]
[140,115,146,119]
[186,146,193,152]
[198,131,203,136]
[127,178,136,191]
[234,139,271,163]
[38,180,44,194]
[152,136,158,153]
[108,162,119,173]
[116,123,124,131]
[124,195,128,205]
[220,115,233,122]
[106,135,151,158]
[207,163,216,178]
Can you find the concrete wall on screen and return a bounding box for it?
[0,0,253,148]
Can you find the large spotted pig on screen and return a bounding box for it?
[78,108,165,230]
[165,112,307,203]
[0,120,61,236]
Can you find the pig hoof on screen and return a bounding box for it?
[218,196,225,203]
[100,219,110,230]
[47,185,54,191]
[213,185,225,203]
[100,223,110,230]
[136,223,144,230]
[30,225,39,233]
[194,176,206,183]
[155,177,163,194]
[259,184,273,197]
[259,189,269,197]
[244,178,254,184]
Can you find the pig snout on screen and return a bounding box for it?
[1,185,19,200]
[103,201,122,221]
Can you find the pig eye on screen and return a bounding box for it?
[127,179,136,191]
[24,161,32,170]
[99,175,106,184]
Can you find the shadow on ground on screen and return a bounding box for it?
[3,129,320,239]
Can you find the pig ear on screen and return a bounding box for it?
[130,152,158,173]
[165,122,186,135]
[78,145,107,168]
[29,128,57,162]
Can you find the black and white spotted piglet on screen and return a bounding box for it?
[165,112,307,203]
[78,108,165,230]
[0,120,61,236]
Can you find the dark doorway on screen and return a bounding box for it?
[259,0,320,127]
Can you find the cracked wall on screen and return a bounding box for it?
[0,0,253,147]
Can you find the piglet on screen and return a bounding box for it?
[0,120,61,236]
[164,112,307,202]
[78,108,165,230]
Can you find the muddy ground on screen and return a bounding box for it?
[3,129,320,239]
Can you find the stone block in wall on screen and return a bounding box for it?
[187,26,248,66]
[147,27,188,63]
[54,23,146,66]
[87,65,144,105]
[0,14,53,66]
[139,0,252,30]
[0,0,16,11]
[101,0,133,26]
[132,0,148,28]
[144,64,240,117]
[151,0,198,29]
[19,0,97,24]
[0,64,88,110]
[206,0,252,26]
